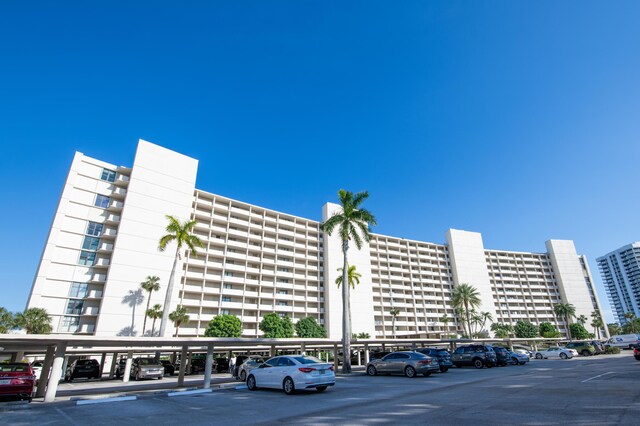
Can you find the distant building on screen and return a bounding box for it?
[27,139,608,339]
[597,242,640,324]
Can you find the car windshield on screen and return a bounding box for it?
[138,358,157,365]
[77,360,96,365]
[292,356,323,365]
[437,350,449,355]
[0,363,30,372]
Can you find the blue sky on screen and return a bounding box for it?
[1,1,638,322]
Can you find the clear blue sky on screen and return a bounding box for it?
[1,2,638,322]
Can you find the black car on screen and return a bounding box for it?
[415,348,453,372]
[160,360,175,376]
[64,359,100,382]
[452,344,497,369]
[490,346,511,366]
[215,357,229,373]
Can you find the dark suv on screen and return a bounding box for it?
[415,348,453,372]
[64,359,100,381]
[452,345,497,369]
[491,346,511,366]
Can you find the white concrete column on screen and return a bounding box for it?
[35,345,55,398]
[364,344,370,364]
[333,344,339,372]
[12,351,25,362]
[61,356,70,380]
[203,344,214,389]
[300,343,306,355]
[356,349,362,366]
[123,351,133,382]
[109,352,119,379]
[270,346,276,357]
[177,346,188,386]
[99,353,107,379]
[44,342,67,403]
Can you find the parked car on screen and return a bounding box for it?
[534,346,578,359]
[415,348,453,372]
[366,351,439,377]
[509,351,529,365]
[188,357,216,375]
[160,360,175,376]
[512,348,532,358]
[452,344,497,369]
[215,357,229,373]
[64,359,101,382]
[246,355,335,395]
[369,351,391,361]
[492,346,511,366]
[0,363,36,402]
[633,344,640,361]
[605,334,640,349]
[237,356,264,381]
[564,341,596,356]
[115,357,164,380]
[590,341,605,355]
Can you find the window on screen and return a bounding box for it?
[223,284,233,289]
[82,236,100,251]
[69,282,88,298]
[86,221,104,236]
[278,290,288,295]
[222,297,231,302]
[60,316,80,332]
[78,251,96,266]
[221,309,230,315]
[100,168,116,182]
[94,194,110,208]
[224,272,234,277]
[277,301,288,306]
[66,299,84,315]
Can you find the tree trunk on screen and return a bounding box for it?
[142,292,151,335]
[464,301,471,338]
[159,249,180,337]
[392,316,396,338]
[341,240,351,374]
[151,318,157,336]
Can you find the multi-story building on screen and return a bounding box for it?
[597,242,640,324]
[27,140,608,339]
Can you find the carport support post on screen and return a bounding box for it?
[364,344,370,364]
[203,344,214,389]
[301,343,306,355]
[99,352,107,378]
[333,344,339,372]
[177,346,188,386]
[35,345,55,398]
[270,345,276,357]
[123,351,133,383]
[44,342,67,403]
[11,351,24,362]
[109,352,119,379]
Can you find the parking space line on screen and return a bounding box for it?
[581,371,615,383]
[76,396,137,405]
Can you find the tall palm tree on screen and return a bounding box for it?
[390,308,400,338]
[320,189,376,374]
[140,275,161,335]
[14,308,52,334]
[554,303,576,340]
[451,284,481,338]
[158,215,204,336]
[590,311,603,339]
[335,265,361,289]
[440,315,450,338]
[0,307,14,333]
[168,305,190,337]
[479,311,493,334]
[577,315,588,326]
[146,304,163,336]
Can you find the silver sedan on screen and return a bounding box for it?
[366,351,440,378]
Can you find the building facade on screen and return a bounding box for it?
[597,242,640,324]
[27,140,608,339]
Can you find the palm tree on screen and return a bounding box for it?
[577,315,588,326]
[440,315,450,338]
[624,311,636,323]
[158,215,204,336]
[479,311,493,334]
[554,303,576,340]
[590,311,603,339]
[320,189,376,374]
[140,275,161,335]
[335,265,361,289]
[0,307,14,333]
[14,308,52,334]
[451,284,481,338]
[390,308,400,338]
[146,304,163,336]
[168,305,190,337]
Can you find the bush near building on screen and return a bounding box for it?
[514,321,538,338]
[204,314,242,337]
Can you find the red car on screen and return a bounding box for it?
[0,363,37,402]
[633,344,640,361]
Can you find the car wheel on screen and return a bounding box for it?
[316,386,327,393]
[439,367,448,373]
[366,365,377,376]
[473,359,484,369]
[283,377,295,395]
[486,362,493,368]
[511,357,519,365]
[247,375,257,391]
[404,366,417,378]
[158,376,163,380]
[581,350,590,357]
[535,353,543,359]
[240,370,246,381]
[560,353,568,359]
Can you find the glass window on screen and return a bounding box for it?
[292,356,322,364]
[66,299,84,315]
[222,297,231,302]
[86,221,104,236]
[100,168,116,182]
[277,357,294,367]
[69,282,89,298]
[82,236,100,251]
[94,194,110,208]
[60,316,80,332]
[265,358,280,367]
[398,353,411,359]
[78,251,96,266]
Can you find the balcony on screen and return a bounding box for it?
[107,200,124,211]
[105,214,120,224]
[101,228,117,239]
[114,174,130,187]
[90,273,106,283]
[98,242,114,252]
[111,187,127,199]
[86,290,103,299]
[82,306,100,316]
[94,258,110,268]
[78,324,96,334]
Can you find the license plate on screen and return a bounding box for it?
[0,379,10,385]
[319,369,326,375]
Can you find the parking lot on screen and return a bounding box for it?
[1,353,638,425]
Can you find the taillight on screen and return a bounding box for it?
[418,360,431,365]
[329,366,334,371]
[298,367,316,373]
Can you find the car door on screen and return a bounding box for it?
[259,357,280,388]
[378,353,396,373]
[546,347,559,358]
[393,353,411,373]
[274,357,295,387]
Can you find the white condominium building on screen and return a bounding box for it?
[597,242,640,324]
[27,140,607,339]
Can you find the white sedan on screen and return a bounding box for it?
[534,346,578,359]
[246,355,335,395]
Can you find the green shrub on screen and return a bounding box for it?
[604,346,621,354]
